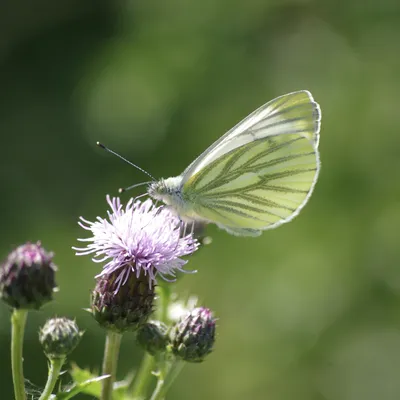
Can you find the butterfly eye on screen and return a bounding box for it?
[160,182,169,194]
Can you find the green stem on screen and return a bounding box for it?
[150,360,185,400]
[129,285,172,399]
[101,331,122,400]
[38,358,65,400]
[11,309,28,400]
[149,374,165,400]
[129,352,155,399]
[148,284,181,400]
[156,285,171,323]
[162,360,185,395]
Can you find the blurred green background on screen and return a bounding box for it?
[1,0,400,399]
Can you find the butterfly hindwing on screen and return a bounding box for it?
[181,91,320,235]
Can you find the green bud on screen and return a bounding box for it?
[0,242,57,309]
[170,307,216,363]
[91,271,154,333]
[39,317,83,359]
[137,321,169,356]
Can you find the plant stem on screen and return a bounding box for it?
[11,309,28,400]
[38,358,65,400]
[150,360,185,400]
[129,352,155,399]
[101,331,122,400]
[149,374,165,400]
[162,360,185,395]
[129,285,172,399]
[149,285,181,400]
[156,285,171,323]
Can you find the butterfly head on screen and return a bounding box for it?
[148,177,184,206]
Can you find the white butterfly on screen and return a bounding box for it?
[147,90,321,237]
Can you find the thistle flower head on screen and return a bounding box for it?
[39,317,83,359]
[74,196,199,292]
[170,307,216,363]
[0,242,57,309]
[91,270,154,333]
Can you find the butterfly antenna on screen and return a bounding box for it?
[97,142,156,181]
[118,181,152,194]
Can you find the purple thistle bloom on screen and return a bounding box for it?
[74,196,199,291]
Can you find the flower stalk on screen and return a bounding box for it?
[129,352,154,399]
[101,331,122,400]
[156,284,172,324]
[150,360,185,400]
[163,360,185,394]
[149,370,166,400]
[11,309,28,400]
[130,285,172,399]
[38,358,64,400]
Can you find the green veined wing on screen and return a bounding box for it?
[181,91,321,236]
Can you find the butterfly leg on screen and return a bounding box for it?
[190,222,195,235]
[182,221,188,237]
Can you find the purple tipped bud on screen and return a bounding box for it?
[39,317,83,359]
[0,242,57,309]
[91,271,154,333]
[137,320,169,356]
[170,307,216,363]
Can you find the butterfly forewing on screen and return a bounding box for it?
[181,91,320,236]
[181,91,320,185]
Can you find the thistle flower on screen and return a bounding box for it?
[39,317,83,359]
[91,270,154,332]
[0,242,57,309]
[74,196,199,292]
[171,307,216,363]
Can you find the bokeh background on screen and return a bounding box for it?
[1,0,400,399]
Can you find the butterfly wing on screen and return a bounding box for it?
[180,90,321,236]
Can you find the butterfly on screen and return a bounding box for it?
[147,90,321,237]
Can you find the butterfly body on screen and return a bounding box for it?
[149,177,188,214]
[147,91,321,236]
[148,177,205,222]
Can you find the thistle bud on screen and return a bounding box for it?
[170,307,216,363]
[0,242,57,309]
[91,271,154,333]
[137,321,169,356]
[39,317,83,359]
